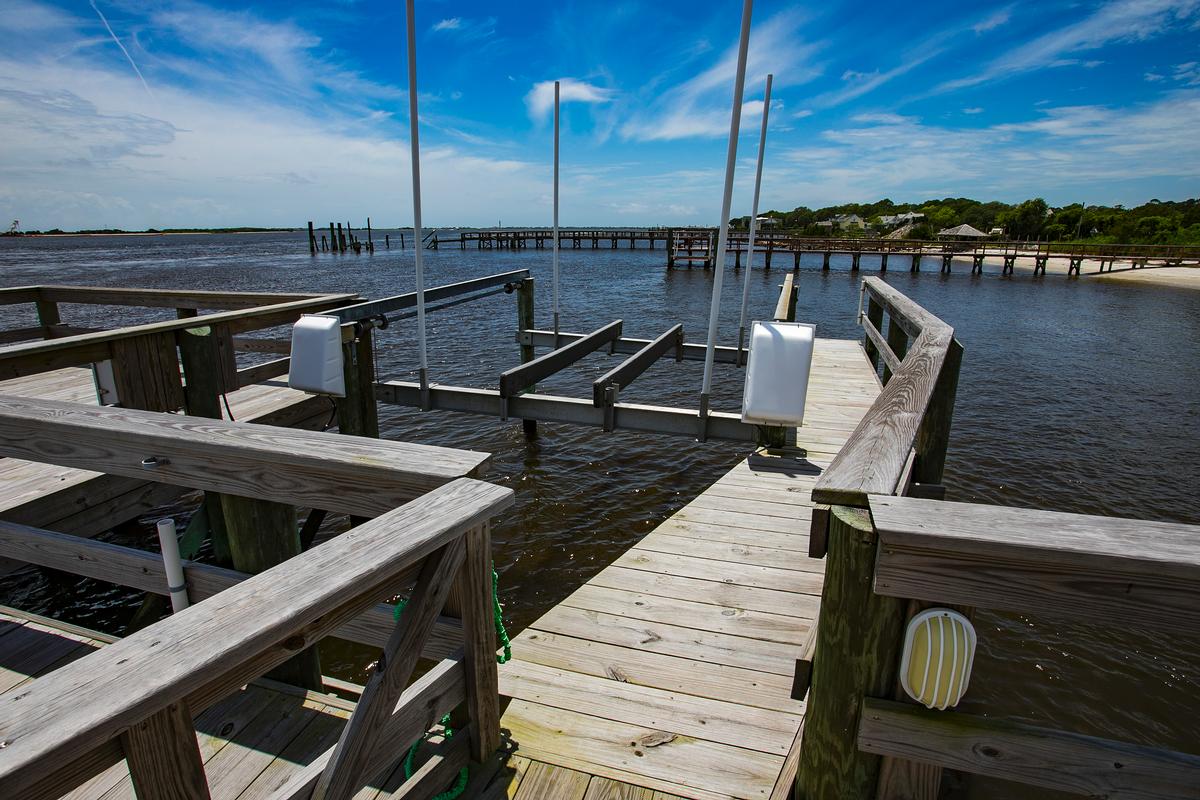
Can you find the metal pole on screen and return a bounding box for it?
[553,80,561,345]
[405,0,429,407]
[737,73,773,367]
[699,0,754,437]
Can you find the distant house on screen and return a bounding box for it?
[755,216,780,227]
[879,215,900,226]
[989,227,1004,237]
[897,211,925,223]
[815,220,834,229]
[827,214,866,230]
[937,223,988,240]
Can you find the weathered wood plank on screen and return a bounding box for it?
[0,396,491,517]
[499,320,622,398]
[869,495,1200,633]
[118,700,211,800]
[859,698,1200,800]
[0,478,512,800]
[592,325,682,407]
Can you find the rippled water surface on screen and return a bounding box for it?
[2,232,1198,798]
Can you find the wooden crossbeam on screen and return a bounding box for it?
[591,324,682,407]
[499,320,622,398]
[314,539,466,800]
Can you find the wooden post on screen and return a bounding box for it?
[336,327,380,440]
[881,316,908,385]
[385,234,390,249]
[516,278,537,439]
[308,221,317,256]
[863,297,884,372]
[120,700,211,800]
[366,217,373,251]
[444,523,500,762]
[666,229,675,268]
[220,492,323,690]
[337,223,346,253]
[34,298,60,330]
[329,223,337,253]
[177,326,232,565]
[911,338,962,488]
[795,506,908,800]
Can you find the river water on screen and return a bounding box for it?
[2,231,1198,798]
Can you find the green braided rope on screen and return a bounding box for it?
[391,563,512,798]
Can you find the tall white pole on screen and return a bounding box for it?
[699,0,754,436]
[737,73,773,365]
[553,80,561,344]
[405,0,429,403]
[156,518,189,613]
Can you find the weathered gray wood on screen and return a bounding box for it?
[0,293,355,380]
[118,700,211,800]
[861,315,902,377]
[859,698,1200,800]
[444,524,500,762]
[314,540,466,800]
[869,495,1200,633]
[516,277,537,438]
[36,286,322,310]
[523,329,741,364]
[320,270,529,324]
[813,280,953,509]
[911,337,962,487]
[0,519,463,660]
[376,382,756,443]
[230,336,293,354]
[220,493,322,690]
[256,658,466,800]
[773,273,797,322]
[34,299,60,328]
[0,396,491,517]
[0,478,512,800]
[500,319,622,398]
[795,506,907,799]
[863,297,884,371]
[591,324,683,407]
[880,316,908,385]
[337,328,379,439]
[236,356,291,387]
[111,332,185,412]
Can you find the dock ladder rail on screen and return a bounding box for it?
[0,397,513,800]
[791,277,1200,799]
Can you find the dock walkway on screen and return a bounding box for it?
[495,337,881,800]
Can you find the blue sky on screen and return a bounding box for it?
[2,0,1199,229]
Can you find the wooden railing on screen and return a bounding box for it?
[811,277,960,518]
[795,495,1200,799]
[0,286,357,409]
[0,397,511,800]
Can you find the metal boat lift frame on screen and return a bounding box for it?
[320,269,780,444]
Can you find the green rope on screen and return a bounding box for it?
[391,562,512,798]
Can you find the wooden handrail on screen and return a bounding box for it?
[811,278,955,507]
[36,286,327,310]
[0,477,513,800]
[869,495,1200,633]
[0,396,491,515]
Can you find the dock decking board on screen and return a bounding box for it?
[495,337,881,800]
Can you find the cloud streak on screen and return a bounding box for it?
[525,78,615,120]
[89,0,153,99]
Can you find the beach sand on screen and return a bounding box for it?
[963,253,1200,290]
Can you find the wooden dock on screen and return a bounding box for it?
[493,337,880,800]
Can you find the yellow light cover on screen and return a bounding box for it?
[899,608,977,710]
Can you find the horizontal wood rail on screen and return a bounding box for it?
[28,286,322,310]
[0,519,464,661]
[811,277,958,509]
[522,328,742,364]
[0,396,491,515]
[499,319,622,398]
[320,270,530,326]
[858,698,1200,799]
[592,324,683,406]
[870,495,1200,633]
[0,477,513,800]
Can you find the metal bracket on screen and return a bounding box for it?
[603,385,618,432]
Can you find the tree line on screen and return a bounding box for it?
[734,197,1200,244]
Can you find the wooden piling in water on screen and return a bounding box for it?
[366,217,373,252]
[516,277,537,440]
[307,221,317,256]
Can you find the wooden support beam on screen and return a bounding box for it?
[176,325,231,562]
[859,698,1200,800]
[795,506,908,800]
[119,700,211,800]
[869,495,1200,633]
[591,324,683,407]
[499,319,622,398]
[863,297,884,372]
[523,328,741,364]
[912,337,962,486]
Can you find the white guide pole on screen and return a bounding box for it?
[156,518,189,613]
[699,0,754,432]
[405,0,429,401]
[553,80,561,344]
[738,73,773,365]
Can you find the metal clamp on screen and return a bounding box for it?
[140,456,169,469]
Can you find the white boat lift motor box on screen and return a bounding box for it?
[288,314,346,397]
[741,321,815,427]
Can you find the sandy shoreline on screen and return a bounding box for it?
[965,253,1200,290]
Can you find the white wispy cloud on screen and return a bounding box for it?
[432,18,461,32]
[938,0,1200,93]
[973,7,1012,34]
[429,16,496,42]
[524,78,615,121]
[618,10,821,142]
[89,0,153,99]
